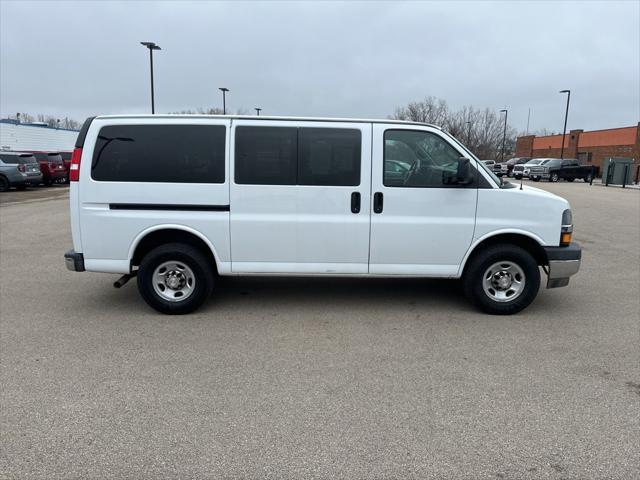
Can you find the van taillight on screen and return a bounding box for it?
[18,164,26,173]
[70,148,82,182]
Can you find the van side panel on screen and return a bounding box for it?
[78,118,231,274]
[474,187,567,248]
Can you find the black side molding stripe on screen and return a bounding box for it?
[109,203,230,212]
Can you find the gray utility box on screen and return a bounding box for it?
[602,157,635,185]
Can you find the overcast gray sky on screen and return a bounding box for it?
[1,0,638,133]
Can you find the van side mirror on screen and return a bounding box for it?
[443,157,475,185]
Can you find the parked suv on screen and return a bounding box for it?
[32,152,67,185]
[0,152,43,191]
[65,115,581,315]
[529,159,597,182]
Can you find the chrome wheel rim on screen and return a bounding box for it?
[152,261,195,302]
[482,261,526,303]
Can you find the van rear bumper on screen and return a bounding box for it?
[64,250,85,272]
[544,242,581,288]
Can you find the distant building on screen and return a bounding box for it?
[515,123,639,170]
[0,119,79,152]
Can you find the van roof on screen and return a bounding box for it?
[94,114,442,129]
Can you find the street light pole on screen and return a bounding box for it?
[255,108,262,116]
[219,88,229,114]
[500,109,508,161]
[559,89,571,159]
[140,42,161,114]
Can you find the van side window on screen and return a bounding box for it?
[383,130,467,188]
[298,128,361,186]
[91,125,225,183]
[235,126,362,186]
[235,127,297,185]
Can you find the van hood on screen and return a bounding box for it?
[514,184,569,208]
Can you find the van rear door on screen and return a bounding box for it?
[230,120,371,274]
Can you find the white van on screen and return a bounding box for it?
[64,115,581,315]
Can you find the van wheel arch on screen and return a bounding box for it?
[131,229,219,275]
[462,233,547,275]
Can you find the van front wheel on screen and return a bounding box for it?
[137,243,214,314]
[463,244,540,315]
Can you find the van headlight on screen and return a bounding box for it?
[561,209,573,246]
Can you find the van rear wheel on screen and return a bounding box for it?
[137,243,214,314]
[463,244,540,315]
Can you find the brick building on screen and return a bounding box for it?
[515,123,639,171]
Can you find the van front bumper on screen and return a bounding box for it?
[544,242,581,288]
[64,250,85,272]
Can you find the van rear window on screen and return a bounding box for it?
[91,125,225,183]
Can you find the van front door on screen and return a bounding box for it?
[369,125,478,276]
[230,120,372,274]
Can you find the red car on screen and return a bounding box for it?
[59,151,72,183]
[31,152,67,185]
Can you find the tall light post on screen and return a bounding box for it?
[500,109,508,161]
[140,42,161,114]
[255,107,262,116]
[559,89,571,159]
[219,87,229,114]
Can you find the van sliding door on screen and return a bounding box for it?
[230,120,372,274]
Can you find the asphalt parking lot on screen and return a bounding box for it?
[1,181,639,479]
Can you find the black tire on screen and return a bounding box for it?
[514,175,522,180]
[584,174,592,182]
[137,243,214,314]
[566,177,575,182]
[532,178,540,182]
[550,173,559,182]
[463,244,540,315]
[0,176,10,192]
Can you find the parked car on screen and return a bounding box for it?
[60,151,72,182]
[481,160,496,168]
[494,157,531,177]
[514,158,552,179]
[529,159,598,182]
[0,152,43,191]
[65,115,581,316]
[31,152,67,185]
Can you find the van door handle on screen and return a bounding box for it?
[351,192,361,214]
[373,192,383,213]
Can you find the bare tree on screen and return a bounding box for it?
[392,96,450,126]
[392,97,518,160]
[533,128,557,136]
[7,112,82,128]
[172,107,253,115]
[8,112,35,123]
